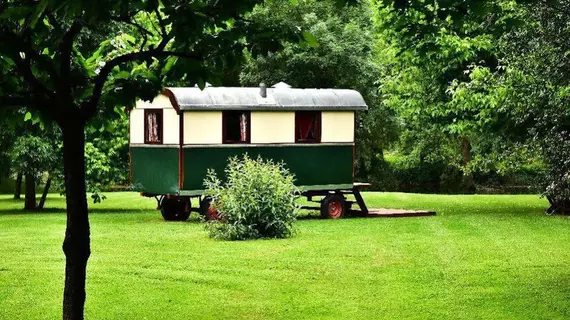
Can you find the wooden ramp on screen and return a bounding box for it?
[363,208,436,218]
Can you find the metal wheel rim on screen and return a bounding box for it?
[328,200,343,219]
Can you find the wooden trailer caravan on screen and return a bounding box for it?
[129,83,369,221]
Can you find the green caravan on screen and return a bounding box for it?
[129,82,370,221]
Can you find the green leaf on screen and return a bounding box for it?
[302,31,318,48]
[163,57,178,73]
[114,71,131,79]
[29,0,48,28]
[24,112,32,121]
[197,78,206,90]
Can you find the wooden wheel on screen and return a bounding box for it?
[320,194,346,219]
[160,197,191,221]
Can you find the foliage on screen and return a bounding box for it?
[371,0,567,195]
[394,0,570,201]
[493,1,570,203]
[9,134,58,180]
[0,116,15,182]
[204,155,299,240]
[85,116,130,202]
[240,0,399,181]
[371,0,520,189]
[375,152,545,194]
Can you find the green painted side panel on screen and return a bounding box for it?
[183,145,353,191]
[131,147,180,194]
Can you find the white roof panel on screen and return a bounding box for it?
[165,86,368,111]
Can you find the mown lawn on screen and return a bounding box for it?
[1,192,569,319]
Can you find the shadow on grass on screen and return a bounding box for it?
[0,195,551,219]
[0,207,158,215]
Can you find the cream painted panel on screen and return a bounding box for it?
[163,108,180,144]
[321,111,354,143]
[129,109,145,144]
[135,94,174,109]
[183,111,223,144]
[251,112,295,143]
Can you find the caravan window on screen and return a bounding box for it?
[144,109,163,144]
[295,111,321,143]
[223,111,250,144]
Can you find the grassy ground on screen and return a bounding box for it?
[1,192,569,319]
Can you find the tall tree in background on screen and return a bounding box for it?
[449,0,570,208]
[9,132,59,210]
[373,0,519,191]
[0,1,293,318]
[375,0,570,200]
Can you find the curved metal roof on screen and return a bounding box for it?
[164,86,368,111]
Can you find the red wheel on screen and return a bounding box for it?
[200,196,220,220]
[328,200,343,219]
[207,205,219,220]
[320,194,346,219]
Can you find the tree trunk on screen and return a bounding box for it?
[61,122,90,320]
[461,137,473,166]
[460,137,476,193]
[38,175,52,210]
[14,173,22,199]
[24,174,37,210]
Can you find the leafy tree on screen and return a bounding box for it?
[241,0,398,184]
[0,1,299,318]
[375,0,570,200]
[84,116,130,202]
[9,133,59,210]
[462,0,570,208]
[373,0,522,191]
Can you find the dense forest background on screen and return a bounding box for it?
[2,0,569,202]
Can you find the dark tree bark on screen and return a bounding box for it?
[460,137,476,193]
[14,173,22,199]
[24,174,36,210]
[461,137,473,166]
[61,121,90,320]
[38,175,52,210]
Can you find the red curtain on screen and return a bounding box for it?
[147,113,159,143]
[298,113,316,140]
[240,113,248,142]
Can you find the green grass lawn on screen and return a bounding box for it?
[1,192,569,319]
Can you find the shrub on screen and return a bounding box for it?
[203,155,299,240]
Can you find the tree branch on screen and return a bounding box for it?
[1,29,59,91]
[153,1,168,39]
[13,55,54,99]
[110,15,153,50]
[0,1,8,16]
[60,19,84,93]
[0,93,48,112]
[47,12,63,33]
[0,95,31,108]
[81,49,203,120]
[148,2,170,52]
